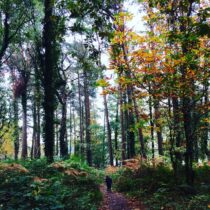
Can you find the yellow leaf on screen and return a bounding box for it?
[96,79,110,87]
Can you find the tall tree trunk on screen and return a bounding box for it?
[171,96,184,181]
[180,40,194,185]
[133,97,146,158]
[149,86,154,159]
[114,100,119,166]
[34,101,41,158]
[103,93,113,166]
[123,93,130,159]
[182,97,194,185]
[55,110,59,156]
[33,66,41,159]
[127,89,135,158]
[181,47,194,185]
[84,70,92,166]
[21,89,27,159]
[60,95,68,158]
[69,103,72,156]
[202,84,209,160]
[43,0,55,162]
[81,103,85,156]
[0,5,9,63]
[180,1,195,185]
[172,98,182,149]
[168,97,177,180]
[13,98,19,160]
[72,108,78,155]
[149,83,155,159]
[121,43,135,158]
[191,84,198,163]
[194,136,199,163]
[154,100,163,156]
[120,87,126,161]
[31,102,37,159]
[78,73,84,157]
[103,109,106,167]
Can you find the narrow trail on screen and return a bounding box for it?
[99,185,146,210]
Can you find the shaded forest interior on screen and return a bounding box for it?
[0,0,209,209]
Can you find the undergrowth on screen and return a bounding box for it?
[113,163,210,210]
[0,157,103,210]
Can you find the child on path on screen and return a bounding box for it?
[105,176,112,192]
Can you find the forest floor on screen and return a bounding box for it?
[99,185,146,210]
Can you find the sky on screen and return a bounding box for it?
[124,1,145,32]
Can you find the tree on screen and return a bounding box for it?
[108,2,209,184]
[103,90,114,166]
[42,0,57,162]
[0,0,31,64]
[0,79,10,152]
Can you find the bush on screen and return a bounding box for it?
[195,164,210,184]
[113,164,210,210]
[188,194,210,210]
[0,158,102,210]
[114,164,175,194]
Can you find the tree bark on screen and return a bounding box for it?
[0,7,9,63]
[149,87,155,159]
[103,93,113,166]
[31,102,36,159]
[202,84,209,160]
[121,43,135,158]
[120,87,126,161]
[69,103,72,156]
[13,98,19,160]
[84,70,92,166]
[127,89,135,158]
[123,93,130,159]
[154,100,163,156]
[72,108,78,155]
[133,97,146,158]
[78,73,84,157]
[114,100,119,166]
[182,97,194,185]
[33,66,41,159]
[34,100,41,158]
[102,111,106,167]
[55,110,59,156]
[43,0,56,162]
[59,94,68,158]
[21,88,27,159]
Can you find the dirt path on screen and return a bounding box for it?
[99,185,146,210]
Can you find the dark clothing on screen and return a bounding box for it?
[105,176,112,191]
